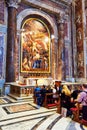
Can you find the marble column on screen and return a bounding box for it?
[57,14,65,80]
[6,0,18,82]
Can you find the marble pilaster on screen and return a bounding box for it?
[57,13,65,80]
[75,0,85,78]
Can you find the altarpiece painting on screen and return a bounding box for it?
[20,18,50,73]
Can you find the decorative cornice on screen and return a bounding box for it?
[22,0,64,15]
[50,0,72,6]
[21,0,70,23]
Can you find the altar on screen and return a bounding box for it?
[4,78,53,99]
[10,83,34,97]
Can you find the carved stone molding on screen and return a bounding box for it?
[5,0,21,8]
[57,13,65,24]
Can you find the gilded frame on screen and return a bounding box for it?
[20,18,50,73]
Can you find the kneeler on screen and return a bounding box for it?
[70,107,79,122]
[44,93,58,109]
[70,103,80,122]
[81,119,87,126]
[57,97,61,114]
[70,103,87,126]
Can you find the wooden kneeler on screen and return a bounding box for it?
[70,103,87,126]
[44,93,59,108]
[57,97,61,114]
[70,103,80,122]
[81,119,87,126]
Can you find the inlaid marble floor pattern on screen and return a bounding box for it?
[0,96,87,130]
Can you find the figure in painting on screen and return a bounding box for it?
[22,55,29,70]
[76,14,81,24]
[77,30,82,42]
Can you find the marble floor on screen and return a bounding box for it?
[0,95,87,130]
